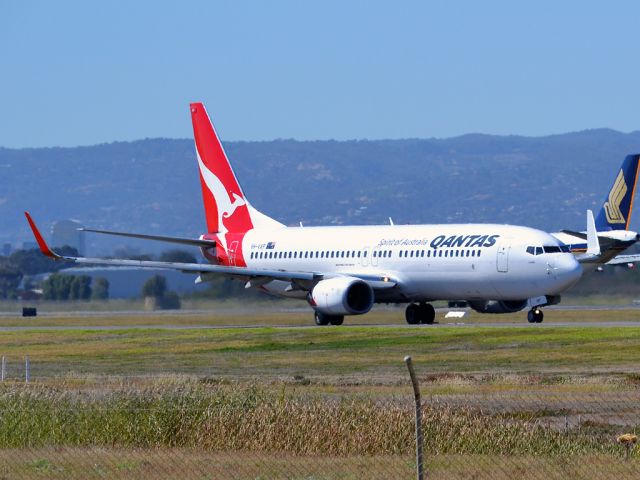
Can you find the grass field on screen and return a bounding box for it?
[0,309,639,382]
[0,308,639,478]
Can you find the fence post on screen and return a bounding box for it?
[1,356,5,381]
[404,355,424,480]
[25,356,30,384]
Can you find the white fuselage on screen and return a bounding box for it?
[238,223,581,303]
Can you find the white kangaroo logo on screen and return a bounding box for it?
[197,154,246,252]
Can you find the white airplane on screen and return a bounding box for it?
[25,102,584,325]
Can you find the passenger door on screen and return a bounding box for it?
[496,242,510,273]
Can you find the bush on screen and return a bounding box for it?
[159,291,181,310]
[142,275,180,310]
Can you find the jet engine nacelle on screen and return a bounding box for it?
[310,277,374,316]
[468,300,528,314]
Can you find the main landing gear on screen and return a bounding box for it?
[527,308,544,323]
[314,311,344,326]
[405,303,436,325]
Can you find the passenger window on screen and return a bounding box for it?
[357,251,361,258]
[471,251,475,257]
[477,250,481,257]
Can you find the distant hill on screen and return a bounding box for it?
[2,129,640,254]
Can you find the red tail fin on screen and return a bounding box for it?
[190,102,252,234]
[190,103,283,236]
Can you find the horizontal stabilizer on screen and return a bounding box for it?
[79,228,217,248]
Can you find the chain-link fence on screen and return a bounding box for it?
[0,384,638,479]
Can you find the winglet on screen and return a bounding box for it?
[24,212,60,259]
[586,209,601,257]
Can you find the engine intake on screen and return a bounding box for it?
[310,277,374,316]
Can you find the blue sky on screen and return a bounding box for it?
[1,1,639,147]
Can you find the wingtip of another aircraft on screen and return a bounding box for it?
[23,211,59,259]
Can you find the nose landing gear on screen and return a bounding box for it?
[405,303,436,325]
[527,308,544,323]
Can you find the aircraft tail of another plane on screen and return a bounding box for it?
[595,154,640,231]
[190,102,283,234]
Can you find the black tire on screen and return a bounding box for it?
[527,310,536,323]
[534,310,544,323]
[329,315,344,326]
[314,311,329,326]
[405,304,420,324]
[420,303,436,324]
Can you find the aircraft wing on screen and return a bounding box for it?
[605,254,640,265]
[25,213,399,289]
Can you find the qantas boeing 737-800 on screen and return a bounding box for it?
[26,103,586,325]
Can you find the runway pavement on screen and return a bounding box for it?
[0,305,638,331]
[1,320,640,331]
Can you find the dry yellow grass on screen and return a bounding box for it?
[0,448,638,480]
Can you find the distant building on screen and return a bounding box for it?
[51,219,85,255]
[2,243,11,256]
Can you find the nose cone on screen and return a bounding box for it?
[552,254,583,292]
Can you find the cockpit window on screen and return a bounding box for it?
[543,246,561,253]
[535,247,543,255]
[526,246,535,255]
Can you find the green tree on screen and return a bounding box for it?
[142,275,167,298]
[0,259,22,299]
[69,275,92,300]
[42,273,74,300]
[91,277,110,300]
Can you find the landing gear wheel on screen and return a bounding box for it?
[329,315,344,326]
[405,304,420,324]
[314,311,329,326]
[527,308,544,323]
[419,303,435,324]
